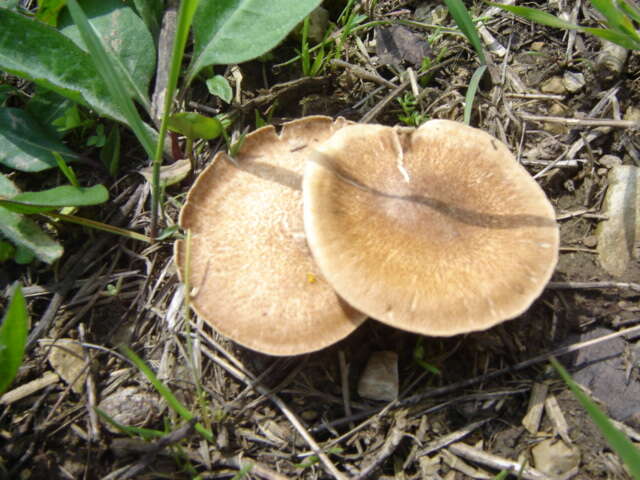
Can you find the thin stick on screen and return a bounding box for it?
[520,113,639,129]
[360,57,458,123]
[448,442,551,480]
[199,345,347,480]
[548,281,640,293]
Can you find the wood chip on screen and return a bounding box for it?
[544,394,572,444]
[0,371,59,404]
[522,382,549,434]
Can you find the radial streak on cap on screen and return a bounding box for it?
[303,120,559,336]
[175,116,365,356]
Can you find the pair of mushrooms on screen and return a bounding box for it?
[175,116,559,356]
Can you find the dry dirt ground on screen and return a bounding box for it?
[2,1,640,479]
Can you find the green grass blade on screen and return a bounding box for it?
[150,0,200,239]
[47,212,152,243]
[489,3,581,30]
[590,0,640,40]
[620,0,640,24]
[121,345,214,442]
[550,357,640,478]
[582,26,640,49]
[53,151,79,187]
[65,0,156,158]
[0,284,28,395]
[464,64,486,125]
[443,0,486,64]
[95,407,166,440]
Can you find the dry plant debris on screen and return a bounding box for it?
[4,0,640,478]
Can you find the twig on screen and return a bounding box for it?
[104,419,197,480]
[448,442,551,480]
[312,324,640,431]
[218,455,292,480]
[417,418,492,457]
[330,59,396,88]
[199,344,348,480]
[353,411,408,480]
[0,371,59,405]
[520,113,639,129]
[360,57,458,123]
[548,281,640,293]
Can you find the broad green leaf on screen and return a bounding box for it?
[26,87,75,139]
[0,240,15,262]
[0,176,62,263]
[36,0,67,26]
[0,108,79,172]
[187,0,322,84]
[58,0,156,110]
[206,75,233,103]
[0,208,62,263]
[0,8,125,122]
[131,0,164,38]
[1,185,109,214]
[443,0,486,64]
[0,284,28,395]
[65,0,156,158]
[489,3,581,30]
[168,112,223,139]
[0,173,20,197]
[551,357,640,479]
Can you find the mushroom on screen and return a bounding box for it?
[303,120,559,336]
[175,116,365,356]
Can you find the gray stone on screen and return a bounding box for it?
[596,165,640,276]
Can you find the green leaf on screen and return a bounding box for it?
[0,284,28,395]
[0,240,16,262]
[0,108,79,172]
[131,0,164,38]
[168,112,223,140]
[64,0,156,158]
[206,75,233,103]
[0,8,126,122]
[620,0,640,24]
[26,87,75,139]
[3,185,109,213]
[489,3,581,30]
[590,0,640,41]
[121,345,214,442]
[58,0,156,110]
[36,0,67,26]
[464,64,487,125]
[53,152,79,187]
[100,124,121,176]
[550,357,640,479]
[582,26,640,50]
[0,209,62,263]
[443,0,486,64]
[187,0,322,84]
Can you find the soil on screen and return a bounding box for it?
[2,1,640,479]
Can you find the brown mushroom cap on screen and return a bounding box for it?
[175,116,365,356]
[303,120,559,336]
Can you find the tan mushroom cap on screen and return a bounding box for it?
[175,116,365,356]
[303,120,559,336]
